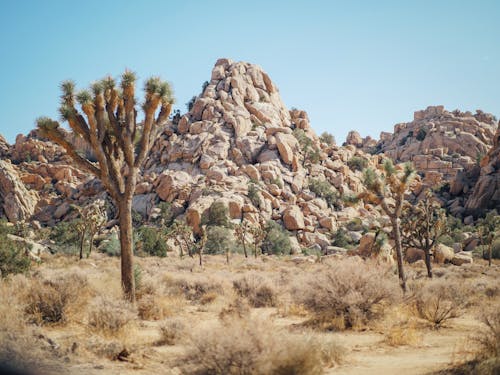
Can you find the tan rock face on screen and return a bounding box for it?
[0,160,38,222]
[283,205,305,230]
[465,122,500,215]
[357,106,497,192]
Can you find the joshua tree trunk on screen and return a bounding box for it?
[119,198,135,303]
[392,218,407,293]
[488,242,493,267]
[424,248,433,278]
[79,230,86,260]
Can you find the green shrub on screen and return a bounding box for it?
[202,201,232,228]
[332,228,353,249]
[135,226,168,257]
[49,220,80,253]
[0,236,31,277]
[416,128,427,141]
[347,156,368,172]
[101,233,120,257]
[438,234,454,247]
[205,226,234,255]
[248,183,261,208]
[308,178,338,209]
[262,221,291,255]
[319,132,336,146]
[346,218,364,232]
[293,128,320,164]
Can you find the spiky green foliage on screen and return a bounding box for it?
[90,81,104,96]
[36,117,59,133]
[76,90,93,106]
[101,76,116,90]
[121,70,137,88]
[60,80,76,106]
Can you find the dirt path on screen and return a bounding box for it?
[329,317,480,375]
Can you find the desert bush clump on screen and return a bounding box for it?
[24,273,89,325]
[262,221,292,255]
[101,233,120,256]
[135,226,168,257]
[473,304,500,360]
[233,274,277,307]
[410,279,466,328]
[347,156,368,171]
[87,296,135,337]
[204,226,234,255]
[166,275,224,303]
[182,318,343,375]
[202,201,232,228]
[157,319,186,346]
[293,258,400,330]
[0,236,31,277]
[308,178,339,209]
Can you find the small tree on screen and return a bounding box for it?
[262,221,292,255]
[205,226,234,264]
[249,225,265,258]
[166,221,193,259]
[360,160,416,292]
[74,199,107,260]
[477,210,500,266]
[319,131,336,146]
[235,220,250,258]
[202,201,232,228]
[401,191,447,278]
[37,73,174,303]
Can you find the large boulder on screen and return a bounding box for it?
[0,160,37,222]
[282,205,305,230]
[434,243,455,264]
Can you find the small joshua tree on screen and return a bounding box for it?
[401,191,447,278]
[249,224,265,258]
[37,73,174,302]
[360,159,416,292]
[235,220,251,258]
[166,221,193,259]
[74,199,107,260]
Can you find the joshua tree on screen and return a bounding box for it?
[249,225,265,258]
[235,220,250,258]
[167,221,193,259]
[477,210,500,266]
[401,191,447,278]
[360,159,416,292]
[74,199,107,260]
[37,73,174,302]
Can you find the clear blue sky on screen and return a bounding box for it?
[0,0,498,144]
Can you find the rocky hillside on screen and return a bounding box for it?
[0,59,386,252]
[347,106,497,190]
[464,123,500,215]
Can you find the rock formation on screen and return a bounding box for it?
[361,106,497,188]
[465,122,500,215]
[0,160,38,222]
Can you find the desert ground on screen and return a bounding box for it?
[1,251,498,375]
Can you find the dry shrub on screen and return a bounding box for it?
[157,319,186,346]
[410,279,466,328]
[137,294,171,320]
[293,258,400,330]
[181,318,343,375]
[473,304,500,362]
[165,275,224,303]
[87,296,135,337]
[232,273,277,307]
[384,325,422,347]
[219,297,251,320]
[24,273,89,325]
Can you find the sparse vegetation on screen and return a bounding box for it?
[262,221,292,255]
[347,156,369,171]
[294,258,400,330]
[308,178,339,209]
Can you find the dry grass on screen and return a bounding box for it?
[157,318,186,346]
[293,258,400,330]
[232,272,278,307]
[163,274,225,303]
[409,279,466,329]
[181,317,344,375]
[24,272,90,325]
[472,303,500,361]
[87,296,135,337]
[137,294,172,320]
